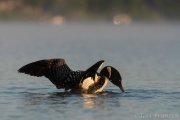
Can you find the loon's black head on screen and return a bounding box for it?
[100,66,124,92]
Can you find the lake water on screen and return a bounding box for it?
[0,22,180,120]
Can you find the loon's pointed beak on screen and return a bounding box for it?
[119,81,124,92]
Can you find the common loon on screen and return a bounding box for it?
[18,58,124,94]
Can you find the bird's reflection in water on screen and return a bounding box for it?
[81,94,98,109]
[23,90,122,111]
[81,91,118,109]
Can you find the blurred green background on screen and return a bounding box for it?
[0,0,179,22]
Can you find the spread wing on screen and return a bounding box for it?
[18,58,72,86]
[80,60,104,81]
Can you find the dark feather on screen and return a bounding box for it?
[18,58,71,77]
[80,60,104,82]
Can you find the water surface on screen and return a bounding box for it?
[0,22,180,120]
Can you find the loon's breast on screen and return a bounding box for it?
[80,73,109,94]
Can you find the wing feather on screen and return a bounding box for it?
[18,58,71,77]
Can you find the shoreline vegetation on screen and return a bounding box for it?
[0,0,179,23]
